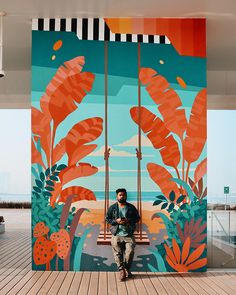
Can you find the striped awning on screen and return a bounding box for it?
[32,18,171,44]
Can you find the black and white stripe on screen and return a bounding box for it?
[32,18,171,44]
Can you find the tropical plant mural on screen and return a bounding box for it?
[32,56,103,270]
[130,69,207,272]
[32,17,206,272]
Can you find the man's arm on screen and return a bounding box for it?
[105,207,118,226]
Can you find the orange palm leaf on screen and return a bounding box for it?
[32,107,51,167]
[194,158,207,185]
[183,89,207,164]
[59,186,96,203]
[32,139,46,169]
[139,68,187,138]
[130,106,180,169]
[68,144,97,166]
[41,57,95,130]
[65,117,103,162]
[52,138,66,166]
[147,163,179,197]
[165,238,207,272]
[59,163,98,186]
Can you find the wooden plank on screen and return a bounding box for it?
[179,273,209,295]
[0,259,31,289]
[15,271,44,295]
[88,272,99,295]
[188,273,220,295]
[115,271,128,295]
[125,276,137,295]
[133,273,148,295]
[78,272,91,295]
[165,273,188,295]
[4,271,37,295]
[0,251,31,279]
[211,272,236,292]
[0,267,31,294]
[203,272,234,295]
[68,272,83,295]
[147,273,168,295]
[108,271,118,295]
[26,271,51,294]
[0,236,30,255]
[157,273,178,295]
[47,271,67,295]
[0,247,31,271]
[0,238,30,260]
[98,272,108,295]
[198,273,229,295]
[169,273,198,295]
[58,272,75,295]
[138,271,157,294]
[34,271,60,295]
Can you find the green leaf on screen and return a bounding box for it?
[32,166,39,179]
[180,203,188,210]
[168,203,175,211]
[155,195,167,200]
[43,191,52,197]
[51,164,57,172]
[148,248,167,272]
[170,178,195,201]
[57,164,67,171]
[182,211,189,219]
[192,205,200,211]
[147,263,159,272]
[40,172,45,182]
[176,195,185,204]
[73,228,92,271]
[153,200,163,206]
[35,179,43,189]
[45,168,50,177]
[33,186,41,193]
[51,219,59,226]
[169,191,175,202]
[45,186,54,191]
[32,191,40,198]
[53,172,60,176]
[50,175,58,181]
[46,180,54,186]
[161,202,168,210]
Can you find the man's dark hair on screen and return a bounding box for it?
[116,188,127,196]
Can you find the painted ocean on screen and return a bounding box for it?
[1,193,236,204]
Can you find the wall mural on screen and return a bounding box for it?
[31,18,207,272]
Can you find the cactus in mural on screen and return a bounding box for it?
[31,56,103,270]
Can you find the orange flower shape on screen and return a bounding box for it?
[33,222,49,238]
[33,236,57,265]
[50,229,70,259]
[164,237,207,272]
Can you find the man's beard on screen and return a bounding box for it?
[118,198,126,204]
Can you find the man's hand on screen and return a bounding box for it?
[116,218,129,224]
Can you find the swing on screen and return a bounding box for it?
[96,41,150,245]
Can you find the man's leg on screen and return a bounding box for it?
[124,236,136,276]
[111,236,126,281]
[111,236,125,266]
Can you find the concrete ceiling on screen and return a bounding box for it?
[0,0,236,108]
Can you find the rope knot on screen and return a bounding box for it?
[136,148,142,160]
[104,147,111,160]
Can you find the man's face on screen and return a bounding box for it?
[117,192,127,203]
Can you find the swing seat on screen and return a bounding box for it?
[96,231,150,245]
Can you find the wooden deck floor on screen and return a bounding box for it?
[1,229,236,295]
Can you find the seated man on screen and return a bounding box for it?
[105,188,140,281]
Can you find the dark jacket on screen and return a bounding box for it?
[105,202,140,236]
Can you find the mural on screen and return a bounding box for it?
[31,18,207,272]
